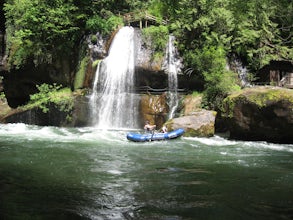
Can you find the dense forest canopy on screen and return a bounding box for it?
[3,0,293,107]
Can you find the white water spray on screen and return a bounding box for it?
[90,27,138,129]
[164,35,181,119]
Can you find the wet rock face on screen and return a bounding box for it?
[1,95,90,127]
[222,86,293,143]
[182,95,202,115]
[139,93,169,128]
[140,94,217,137]
[2,58,74,108]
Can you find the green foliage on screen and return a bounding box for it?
[27,84,74,114]
[85,14,123,35]
[3,0,293,111]
[155,0,292,109]
[191,91,201,97]
[4,0,80,69]
[146,0,165,20]
[90,35,98,44]
[142,25,169,62]
[193,46,241,109]
[230,0,293,70]
[166,0,293,77]
[92,60,101,68]
[0,92,6,102]
[142,25,169,50]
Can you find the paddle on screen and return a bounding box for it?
[150,129,155,141]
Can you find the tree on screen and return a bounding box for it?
[230,0,293,71]
[4,0,80,69]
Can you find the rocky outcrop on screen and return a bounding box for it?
[2,56,76,108]
[165,109,217,137]
[2,106,72,126]
[155,94,217,137]
[221,86,293,143]
[164,94,217,138]
[1,92,90,127]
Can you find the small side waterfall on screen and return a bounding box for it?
[89,27,138,129]
[164,35,181,119]
[227,57,250,87]
[89,61,101,120]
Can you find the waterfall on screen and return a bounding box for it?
[89,61,101,120]
[227,57,250,87]
[164,35,181,119]
[89,27,138,129]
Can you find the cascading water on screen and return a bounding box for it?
[227,57,250,87]
[164,35,181,119]
[90,27,139,129]
[89,61,101,120]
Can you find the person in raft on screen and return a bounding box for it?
[144,121,156,133]
[161,125,168,133]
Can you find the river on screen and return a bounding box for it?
[0,123,292,220]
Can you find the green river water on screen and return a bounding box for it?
[0,123,292,220]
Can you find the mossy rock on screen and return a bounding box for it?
[222,86,293,118]
[165,109,217,137]
[221,86,293,143]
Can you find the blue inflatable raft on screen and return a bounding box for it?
[126,128,185,142]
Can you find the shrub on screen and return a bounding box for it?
[27,84,74,114]
[195,46,241,109]
[86,14,123,35]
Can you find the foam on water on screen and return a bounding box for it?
[1,123,292,153]
[243,141,293,153]
[0,123,127,144]
[184,135,293,153]
[185,135,238,146]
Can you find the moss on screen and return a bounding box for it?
[246,89,293,107]
[184,125,214,137]
[191,91,202,97]
[222,95,238,118]
[74,56,90,90]
[222,87,293,118]
[90,35,98,44]
[92,59,101,68]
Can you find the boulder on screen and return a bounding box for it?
[166,109,217,137]
[221,86,293,143]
